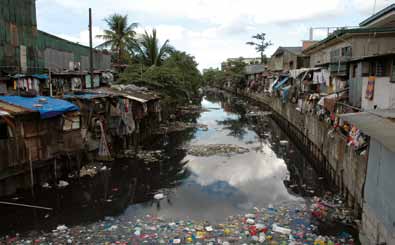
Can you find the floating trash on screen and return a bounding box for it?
[57,180,69,188]
[154,193,165,200]
[2,199,356,244]
[280,140,289,145]
[42,182,51,189]
[187,144,250,157]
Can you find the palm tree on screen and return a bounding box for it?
[133,29,174,66]
[96,14,138,64]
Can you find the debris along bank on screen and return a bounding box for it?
[0,84,162,197]
[0,93,358,244]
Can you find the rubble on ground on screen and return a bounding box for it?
[187,144,250,157]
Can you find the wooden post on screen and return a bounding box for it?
[29,150,34,197]
[89,8,94,80]
[49,68,53,97]
[54,158,57,181]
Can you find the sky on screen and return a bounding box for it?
[35,0,394,70]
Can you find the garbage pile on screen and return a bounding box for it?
[79,162,108,178]
[156,122,208,134]
[310,193,354,225]
[187,144,250,157]
[136,150,164,164]
[2,204,356,244]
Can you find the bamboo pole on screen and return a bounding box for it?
[0,201,52,211]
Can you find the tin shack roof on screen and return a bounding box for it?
[0,100,39,118]
[0,96,79,119]
[87,87,159,104]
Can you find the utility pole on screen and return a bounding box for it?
[89,8,94,82]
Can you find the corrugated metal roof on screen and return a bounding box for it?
[339,110,395,152]
[303,27,395,54]
[360,4,395,26]
[88,87,159,103]
[282,47,303,55]
[272,46,303,57]
[245,64,266,75]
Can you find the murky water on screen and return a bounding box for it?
[0,92,328,236]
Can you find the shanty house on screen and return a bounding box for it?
[87,86,161,151]
[340,109,395,245]
[303,4,395,109]
[269,47,309,72]
[63,93,112,160]
[0,95,81,195]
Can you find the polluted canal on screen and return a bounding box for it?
[0,91,358,244]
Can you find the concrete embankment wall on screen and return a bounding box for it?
[240,91,368,216]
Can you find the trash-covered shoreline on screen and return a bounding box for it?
[0,95,360,244]
[1,198,356,244]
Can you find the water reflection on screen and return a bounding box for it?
[125,93,317,221]
[0,91,326,236]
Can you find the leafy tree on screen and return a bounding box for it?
[96,14,138,64]
[132,29,174,66]
[118,52,203,103]
[118,63,147,83]
[223,58,247,89]
[246,33,272,64]
[203,68,226,88]
[163,51,202,94]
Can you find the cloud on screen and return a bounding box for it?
[36,0,394,70]
[39,0,346,25]
[57,27,104,47]
[351,0,393,15]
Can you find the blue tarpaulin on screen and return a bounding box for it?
[273,77,289,91]
[0,96,79,119]
[31,74,49,80]
[281,86,290,103]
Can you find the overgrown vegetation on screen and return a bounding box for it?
[98,14,203,104]
[203,57,246,90]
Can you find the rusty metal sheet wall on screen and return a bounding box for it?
[0,0,111,75]
[0,0,39,74]
[44,48,75,71]
[37,31,112,72]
